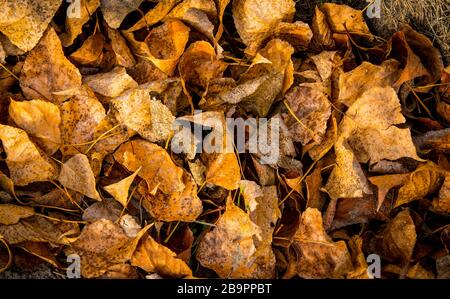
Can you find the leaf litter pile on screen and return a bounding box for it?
[0,0,450,279]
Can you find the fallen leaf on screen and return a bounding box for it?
[369,174,409,210]
[310,6,334,51]
[395,162,445,208]
[196,197,261,278]
[0,204,34,225]
[101,0,145,29]
[0,124,57,186]
[114,139,184,195]
[131,234,192,278]
[433,174,450,213]
[59,154,101,201]
[294,208,353,278]
[19,27,82,103]
[104,168,141,207]
[0,0,61,51]
[83,66,138,99]
[9,99,61,155]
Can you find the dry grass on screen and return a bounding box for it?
[296,0,450,63]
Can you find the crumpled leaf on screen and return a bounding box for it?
[196,197,261,278]
[282,85,331,145]
[106,27,136,68]
[203,153,241,191]
[318,3,373,40]
[0,0,61,52]
[9,99,61,155]
[294,208,353,278]
[61,0,101,47]
[114,139,184,195]
[0,124,57,186]
[324,87,422,199]
[101,0,145,29]
[110,87,175,144]
[395,162,445,208]
[0,215,79,245]
[59,154,101,201]
[124,0,181,32]
[369,174,409,210]
[310,6,334,51]
[338,60,400,106]
[141,171,202,222]
[59,86,106,156]
[221,39,294,116]
[104,168,141,207]
[19,27,82,103]
[232,0,296,55]
[143,19,190,76]
[377,209,417,263]
[0,204,34,225]
[83,66,138,99]
[237,182,281,278]
[131,234,192,278]
[70,219,148,278]
[433,174,450,213]
[346,236,371,279]
[179,41,227,89]
[69,33,107,67]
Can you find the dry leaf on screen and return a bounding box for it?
[0,204,34,225]
[83,66,138,99]
[104,168,141,207]
[9,99,61,155]
[232,0,296,55]
[369,174,409,210]
[114,139,184,195]
[395,162,445,208]
[282,85,331,145]
[433,175,450,213]
[196,197,261,278]
[19,27,82,103]
[203,153,241,191]
[310,6,334,50]
[61,0,101,46]
[294,208,353,278]
[131,234,192,278]
[69,33,106,67]
[101,0,144,29]
[0,0,61,51]
[59,154,101,201]
[0,124,56,186]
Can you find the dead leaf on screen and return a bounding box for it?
[101,0,144,29]
[59,154,101,201]
[433,174,450,213]
[131,234,192,278]
[83,66,138,99]
[114,139,184,195]
[0,204,34,225]
[0,0,61,52]
[0,124,57,186]
[369,174,409,210]
[19,27,82,103]
[196,197,261,278]
[310,6,334,51]
[294,208,353,278]
[104,168,141,207]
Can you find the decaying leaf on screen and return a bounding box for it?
[0,0,61,52]
[0,204,34,225]
[0,125,57,186]
[294,208,353,278]
[101,0,144,29]
[104,168,141,207]
[433,175,450,213]
[83,66,138,99]
[59,154,101,201]
[369,174,409,210]
[114,139,184,195]
[9,99,61,155]
[19,27,82,103]
[131,234,192,278]
[196,197,261,278]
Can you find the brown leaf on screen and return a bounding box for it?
[69,33,106,68]
[104,168,141,207]
[395,162,445,208]
[9,99,61,155]
[196,197,261,278]
[346,236,371,279]
[131,234,192,278]
[282,85,331,145]
[83,66,138,99]
[232,0,296,55]
[114,139,184,195]
[179,41,227,89]
[143,20,190,76]
[61,0,101,47]
[106,27,136,68]
[433,174,450,213]
[58,154,101,201]
[0,125,57,186]
[369,174,409,210]
[124,0,181,32]
[310,6,334,51]
[141,171,203,222]
[101,0,145,29]
[0,0,61,52]
[294,208,353,278]
[19,27,82,103]
[203,152,241,191]
[0,204,34,225]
